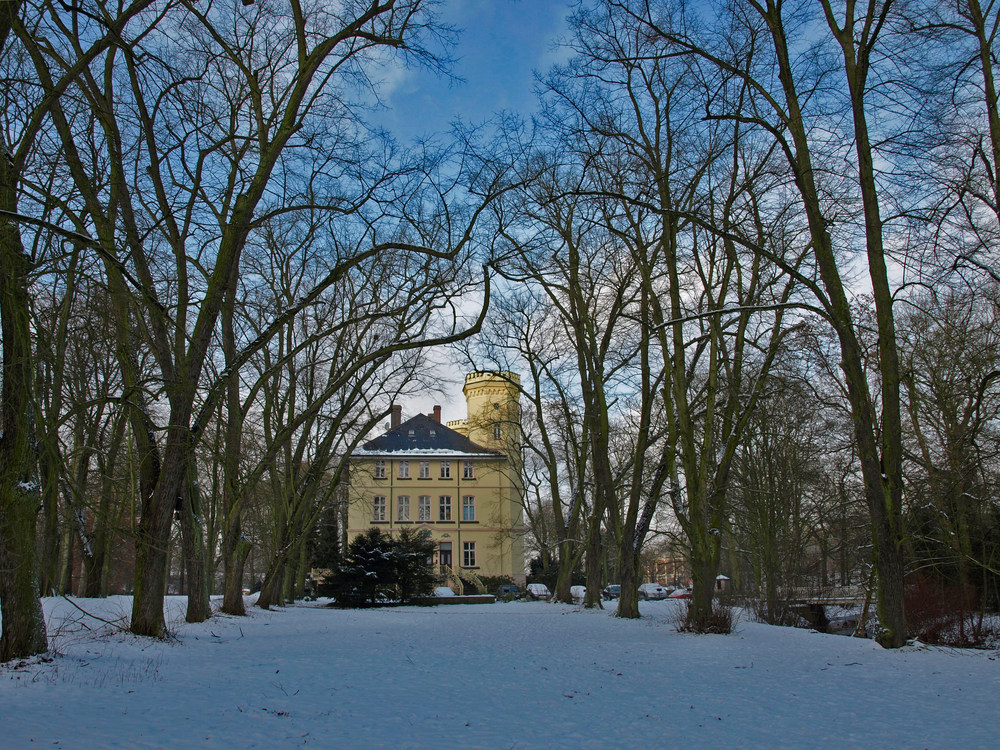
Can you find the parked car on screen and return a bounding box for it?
[602,584,621,600]
[526,583,552,601]
[638,582,669,600]
[570,585,586,603]
[498,584,521,601]
[667,587,692,599]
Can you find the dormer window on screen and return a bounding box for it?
[408,429,415,437]
[429,429,436,437]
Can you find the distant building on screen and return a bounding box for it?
[346,372,526,584]
[644,554,690,587]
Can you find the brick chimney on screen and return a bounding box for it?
[391,404,402,428]
[431,405,442,423]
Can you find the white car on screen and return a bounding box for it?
[570,585,586,603]
[638,582,669,600]
[526,583,552,601]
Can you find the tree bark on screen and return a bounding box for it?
[0,151,48,661]
[179,465,210,623]
[220,268,248,615]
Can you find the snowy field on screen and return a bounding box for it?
[2,596,998,749]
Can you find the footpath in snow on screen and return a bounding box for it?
[1,596,998,749]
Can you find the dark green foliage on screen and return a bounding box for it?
[478,575,519,598]
[330,527,436,607]
[331,528,395,607]
[307,502,342,571]
[394,527,436,603]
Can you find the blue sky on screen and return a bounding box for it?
[373,2,576,422]
[373,0,574,142]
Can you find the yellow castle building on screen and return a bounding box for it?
[346,372,526,584]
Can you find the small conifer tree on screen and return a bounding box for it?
[332,527,436,606]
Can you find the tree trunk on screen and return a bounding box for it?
[130,427,189,637]
[761,1,907,646]
[179,466,210,623]
[38,450,59,596]
[553,537,583,605]
[0,152,48,660]
[257,559,285,610]
[222,536,251,615]
[688,551,720,627]
[583,494,606,609]
[84,412,126,598]
[293,539,308,600]
[616,547,641,619]
[58,520,74,595]
[220,268,248,615]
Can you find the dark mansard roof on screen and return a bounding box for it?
[356,413,501,457]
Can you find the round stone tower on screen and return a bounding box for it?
[459,371,520,449]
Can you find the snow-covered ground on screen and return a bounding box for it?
[2,596,998,748]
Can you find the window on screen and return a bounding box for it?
[408,429,415,437]
[374,460,386,479]
[439,461,451,479]
[462,541,477,568]
[398,460,409,479]
[418,495,431,522]
[463,461,475,480]
[419,461,430,479]
[493,424,502,441]
[438,495,452,522]
[462,495,476,522]
[372,495,386,522]
[397,495,410,522]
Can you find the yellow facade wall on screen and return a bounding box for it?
[346,372,526,584]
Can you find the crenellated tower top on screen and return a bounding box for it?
[446,371,521,449]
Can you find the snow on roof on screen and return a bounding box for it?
[354,448,502,458]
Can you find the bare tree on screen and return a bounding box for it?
[1,0,154,661]
[14,0,512,638]
[900,287,1000,608]
[619,0,923,646]
[532,3,801,627]
[461,284,592,604]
